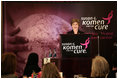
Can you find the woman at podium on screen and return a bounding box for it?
[67,19,84,34]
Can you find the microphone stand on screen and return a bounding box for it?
[97,35,100,56]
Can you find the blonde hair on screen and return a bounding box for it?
[91,56,109,78]
[71,19,80,26]
[2,52,17,75]
[41,63,61,78]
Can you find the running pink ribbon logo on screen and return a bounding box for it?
[80,37,90,49]
[102,10,113,24]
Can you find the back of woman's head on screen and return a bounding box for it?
[2,52,16,75]
[23,52,41,77]
[41,63,61,78]
[91,56,109,78]
[27,52,38,65]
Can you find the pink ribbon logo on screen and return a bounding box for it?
[102,10,113,24]
[80,37,90,49]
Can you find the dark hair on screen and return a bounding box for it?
[23,52,41,77]
[2,52,17,75]
[41,63,61,78]
[71,19,80,26]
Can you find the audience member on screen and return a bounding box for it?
[41,63,61,78]
[23,52,41,77]
[1,52,17,78]
[91,56,109,78]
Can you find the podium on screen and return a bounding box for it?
[60,34,91,58]
[61,58,92,78]
[60,34,92,78]
[42,34,92,78]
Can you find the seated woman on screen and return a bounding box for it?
[23,52,41,78]
[1,52,17,78]
[41,63,61,78]
[91,56,110,78]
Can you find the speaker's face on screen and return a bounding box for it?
[72,22,79,31]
